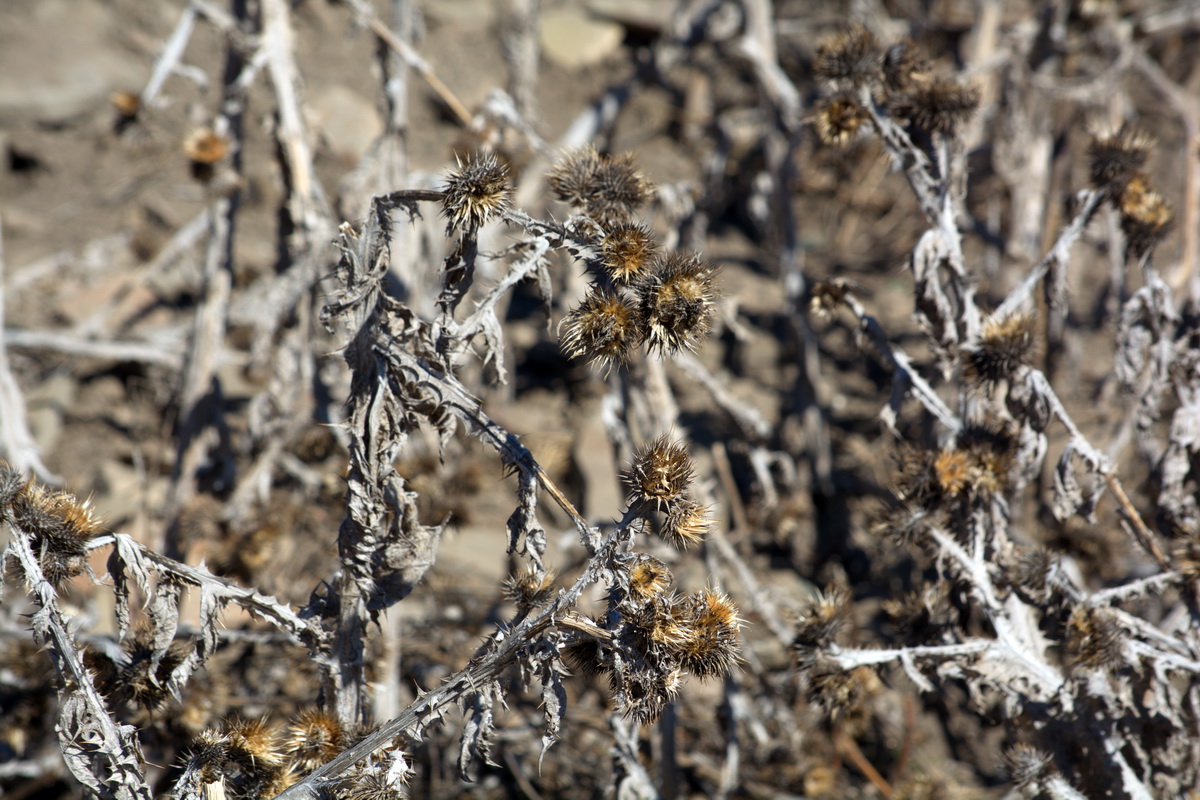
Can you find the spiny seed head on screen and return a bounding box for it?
[806,663,879,729]
[872,502,942,547]
[659,495,712,549]
[563,629,609,678]
[547,146,651,225]
[341,764,410,800]
[441,151,511,234]
[881,39,929,94]
[559,286,643,370]
[601,223,658,284]
[901,77,981,135]
[183,127,227,165]
[675,589,742,679]
[637,252,718,355]
[502,569,556,610]
[794,586,849,649]
[226,716,286,769]
[1007,545,1056,602]
[965,313,1037,385]
[627,554,674,601]
[932,448,970,497]
[1176,535,1200,584]
[813,26,882,88]
[813,97,868,147]
[622,435,694,512]
[284,709,343,775]
[1068,606,1124,671]
[957,421,1017,497]
[809,278,856,318]
[1118,173,1173,258]
[4,473,103,588]
[1088,125,1154,192]
[1003,744,1053,788]
[612,667,681,724]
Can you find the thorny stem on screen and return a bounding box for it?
[275,520,630,799]
[5,533,151,800]
[1025,369,1167,569]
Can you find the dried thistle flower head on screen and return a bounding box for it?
[183,126,228,182]
[626,554,674,601]
[111,90,140,119]
[1002,743,1053,788]
[622,435,695,512]
[659,495,712,549]
[1,464,103,587]
[1118,173,1173,258]
[559,286,643,370]
[813,97,868,147]
[440,151,511,233]
[872,501,942,547]
[965,313,1036,385]
[806,662,879,732]
[809,278,856,318]
[881,39,929,93]
[1007,545,1056,602]
[675,588,742,679]
[1088,125,1154,193]
[637,252,718,355]
[932,448,970,497]
[1068,606,1124,671]
[611,665,682,724]
[900,77,981,135]
[547,146,651,224]
[184,126,228,165]
[600,223,658,284]
[502,569,556,610]
[794,586,850,649]
[813,26,882,88]
[284,709,343,775]
[189,717,291,799]
[957,421,1017,497]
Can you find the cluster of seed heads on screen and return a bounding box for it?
[621,435,713,550]
[182,711,409,800]
[809,26,980,147]
[1086,125,1173,258]
[566,554,741,723]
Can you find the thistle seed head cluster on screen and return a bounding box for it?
[570,555,741,723]
[548,149,717,369]
[547,145,652,226]
[1086,126,1173,258]
[621,435,712,549]
[811,28,980,139]
[558,217,718,370]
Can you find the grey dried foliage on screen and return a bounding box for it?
[4,1,1200,799]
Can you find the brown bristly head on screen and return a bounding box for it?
[1088,125,1154,193]
[440,151,511,234]
[900,77,980,136]
[636,252,718,355]
[813,26,882,89]
[559,286,644,370]
[965,313,1037,386]
[813,97,868,148]
[1118,173,1173,258]
[601,222,658,284]
[622,435,695,512]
